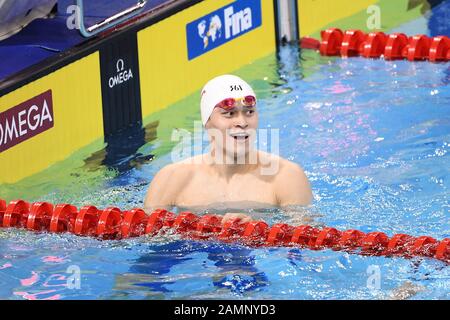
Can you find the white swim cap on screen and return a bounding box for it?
[200,74,256,126]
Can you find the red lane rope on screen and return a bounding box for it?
[0,199,448,263]
[300,28,450,62]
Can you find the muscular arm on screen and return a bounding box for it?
[275,161,313,207]
[272,161,316,224]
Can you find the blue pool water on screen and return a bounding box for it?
[0,45,449,299]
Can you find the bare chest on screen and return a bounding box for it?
[174,173,277,207]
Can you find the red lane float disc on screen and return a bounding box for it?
[218,218,247,242]
[361,232,389,255]
[338,229,365,250]
[50,204,78,233]
[429,36,450,62]
[96,207,122,239]
[267,223,294,246]
[172,212,198,233]
[242,221,269,246]
[0,199,7,226]
[291,225,319,247]
[26,202,54,231]
[411,236,438,257]
[340,29,366,57]
[384,33,409,60]
[121,208,147,238]
[320,28,344,56]
[3,200,30,228]
[435,238,450,262]
[194,215,222,239]
[145,209,175,236]
[361,32,387,58]
[315,227,342,249]
[404,34,431,61]
[74,205,100,236]
[386,233,416,256]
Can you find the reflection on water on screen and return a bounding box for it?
[112,241,269,299]
[84,121,159,174]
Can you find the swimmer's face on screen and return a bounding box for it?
[206,101,258,159]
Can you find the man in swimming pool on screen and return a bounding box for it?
[144,74,313,223]
[142,75,424,300]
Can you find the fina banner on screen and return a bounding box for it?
[186,0,262,60]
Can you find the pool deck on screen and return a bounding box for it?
[0,0,171,82]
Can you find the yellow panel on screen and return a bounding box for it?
[298,0,379,37]
[138,0,275,118]
[0,53,104,184]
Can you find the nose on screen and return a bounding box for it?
[233,112,248,129]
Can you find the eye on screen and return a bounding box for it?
[246,109,255,115]
[222,111,234,117]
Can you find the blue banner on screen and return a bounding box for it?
[186,0,262,60]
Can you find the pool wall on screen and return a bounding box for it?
[0,0,276,185]
[298,0,450,38]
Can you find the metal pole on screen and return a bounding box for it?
[277,0,299,44]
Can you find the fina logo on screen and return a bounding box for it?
[223,6,253,39]
[197,15,222,49]
[187,0,262,60]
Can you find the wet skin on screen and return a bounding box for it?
[144,102,313,223]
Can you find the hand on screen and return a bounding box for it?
[222,212,252,224]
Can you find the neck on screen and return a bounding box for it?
[205,148,259,178]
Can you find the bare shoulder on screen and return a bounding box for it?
[178,154,205,166]
[144,159,196,211]
[152,158,196,186]
[257,151,305,175]
[279,157,308,178]
[260,152,312,206]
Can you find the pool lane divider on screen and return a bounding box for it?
[0,199,449,264]
[300,28,450,62]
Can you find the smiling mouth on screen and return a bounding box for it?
[230,133,249,141]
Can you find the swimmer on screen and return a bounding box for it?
[144,75,313,223]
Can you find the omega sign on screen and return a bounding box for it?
[108,58,133,89]
[0,90,54,153]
